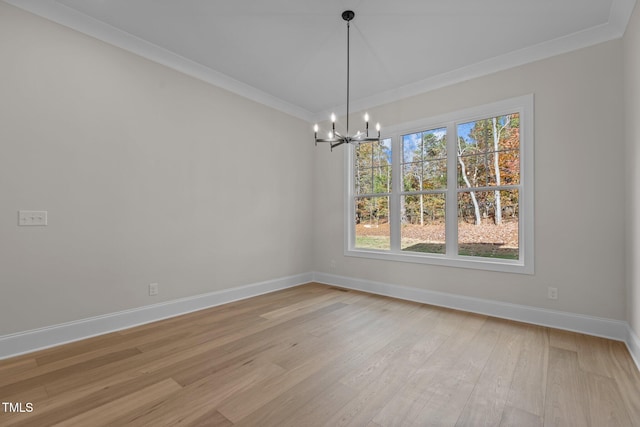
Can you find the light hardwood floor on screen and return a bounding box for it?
[1,283,639,426]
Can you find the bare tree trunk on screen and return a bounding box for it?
[492,117,502,224]
[457,139,481,225]
[419,176,424,226]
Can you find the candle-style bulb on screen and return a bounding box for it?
[376,122,381,132]
[364,113,369,122]
[331,113,336,123]
[313,124,319,133]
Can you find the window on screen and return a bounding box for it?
[354,138,392,250]
[347,95,533,273]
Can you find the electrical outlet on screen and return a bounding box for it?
[547,286,558,300]
[149,283,159,296]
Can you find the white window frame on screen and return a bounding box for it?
[345,94,534,274]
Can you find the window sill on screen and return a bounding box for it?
[345,247,533,274]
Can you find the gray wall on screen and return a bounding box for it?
[625,2,640,339]
[313,40,627,321]
[0,3,314,335]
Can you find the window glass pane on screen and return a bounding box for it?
[401,194,445,254]
[422,128,447,159]
[423,159,447,190]
[498,150,520,185]
[457,114,520,188]
[499,113,520,151]
[458,151,520,187]
[355,143,372,170]
[356,169,372,195]
[355,196,390,250]
[403,163,421,192]
[373,165,391,193]
[403,133,421,163]
[403,128,447,192]
[458,153,492,187]
[374,138,392,166]
[457,190,519,259]
[356,139,392,195]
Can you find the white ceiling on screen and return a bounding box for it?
[5,0,637,122]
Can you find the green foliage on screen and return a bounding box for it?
[401,242,446,254]
[355,139,392,194]
[355,140,392,226]
[459,244,519,260]
[355,235,390,250]
[400,129,447,225]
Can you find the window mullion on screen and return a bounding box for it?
[390,134,401,251]
[445,122,458,257]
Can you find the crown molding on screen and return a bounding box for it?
[4,0,636,125]
[313,0,636,122]
[2,0,315,122]
[610,0,638,35]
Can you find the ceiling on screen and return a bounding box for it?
[5,0,637,122]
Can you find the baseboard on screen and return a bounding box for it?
[4,271,639,372]
[0,273,312,360]
[626,325,640,371]
[312,271,631,343]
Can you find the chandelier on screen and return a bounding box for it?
[314,10,380,150]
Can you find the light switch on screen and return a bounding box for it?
[18,210,48,226]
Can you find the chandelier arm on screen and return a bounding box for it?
[331,140,347,150]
